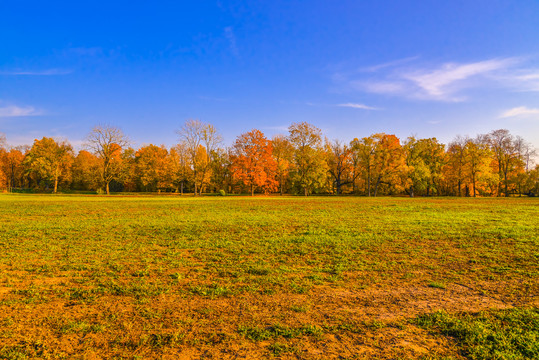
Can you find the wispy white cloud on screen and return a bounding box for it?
[361,56,420,72]
[0,105,42,117]
[402,58,518,100]
[224,26,239,58]
[0,68,72,76]
[339,56,539,102]
[337,103,378,110]
[515,72,539,81]
[504,70,539,92]
[500,106,539,119]
[306,101,379,110]
[360,81,407,95]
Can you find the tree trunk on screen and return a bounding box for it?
[304,187,308,196]
[106,181,110,195]
[251,184,254,196]
[504,172,509,197]
[374,176,381,197]
[352,168,357,194]
[54,166,59,194]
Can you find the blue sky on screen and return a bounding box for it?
[1,1,539,151]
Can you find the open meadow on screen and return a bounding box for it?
[0,194,538,359]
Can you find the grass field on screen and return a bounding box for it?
[0,194,537,359]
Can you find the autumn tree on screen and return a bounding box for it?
[370,134,407,196]
[0,136,27,192]
[135,144,172,191]
[288,122,327,195]
[487,129,522,197]
[85,125,129,195]
[444,136,468,196]
[514,136,537,196]
[404,136,431,197]
[71,150,101,190]
[3,148,26,191]
[352,134,407,196]
[0,134,6,190]
[350,137,376,196]
[119,147,137,192]
[230,129,277,196]
[523,165,539,196]
[177,120,222,195]
[348,138,365,194]
[421,138,445,196]
[24,137,74,193]
[210,147,232,194]
[326,139,354,195]
[169,143,191,194]
[464,136,494,197]
[272,135,294,195]
[404,137,445,196]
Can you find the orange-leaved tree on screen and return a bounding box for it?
[370,133,407,196]
[135,144,172,192]
[231,129,277,196]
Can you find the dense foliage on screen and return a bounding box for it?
[0,123,537,196]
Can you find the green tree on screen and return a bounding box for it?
[404,136,431,197]
[24,137,73,193]
[288,122,327,195]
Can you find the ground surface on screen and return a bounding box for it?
[0,194,537,359]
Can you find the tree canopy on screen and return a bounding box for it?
[1,124,537,197]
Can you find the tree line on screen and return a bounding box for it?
[0,121,537,197]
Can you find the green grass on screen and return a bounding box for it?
[0,194,537,358]
[415,308,539,359]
